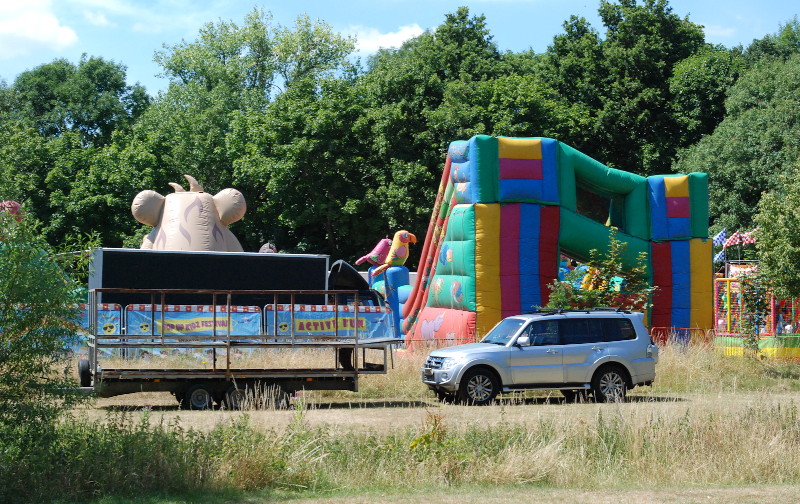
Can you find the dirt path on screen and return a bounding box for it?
[76,388,794,433]
[282,485,799,504]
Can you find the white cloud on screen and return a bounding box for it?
[83,10,112,27]
[0,0,78,59]
[66,0,213,36]
[349,24,425,53]
[702,23,737,40]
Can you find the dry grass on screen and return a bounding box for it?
[56,342,800,502]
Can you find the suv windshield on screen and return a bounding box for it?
[481,317,526,345]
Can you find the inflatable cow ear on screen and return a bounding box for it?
[213,188,246,226]
[131,190,165,227]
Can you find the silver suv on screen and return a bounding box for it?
[421,309,658,405]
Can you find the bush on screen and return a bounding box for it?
[0,208,87,502]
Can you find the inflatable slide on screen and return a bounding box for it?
[403,135,712,346]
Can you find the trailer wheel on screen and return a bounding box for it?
[182,384,214,410]
[78,359,91,387]
[225,384,248,410]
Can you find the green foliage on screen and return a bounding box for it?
[545,227,655,311]
[142,8,362,254]
[536,0,708,176]
[736,272,772,355]
[755,164,800,298]
[676,54,800,232]
[12,55,149,147]
[669,46,744,146]
[744,16,800,63]
[0,210,88,502]
[2,2,800,266]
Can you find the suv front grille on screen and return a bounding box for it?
[425,356,445,369]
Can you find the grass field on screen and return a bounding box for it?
[10,343,800,503]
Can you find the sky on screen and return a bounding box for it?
[0,0,798,95]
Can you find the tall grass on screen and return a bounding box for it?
[6,395,800,502]
[9,343,800,502]
[651,341,800,393]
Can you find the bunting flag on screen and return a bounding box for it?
[712,228,727,247]
[740,228,758,245]
[724,231,741,247]
[713,249,726,263]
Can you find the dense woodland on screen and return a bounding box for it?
[1,0,800,271]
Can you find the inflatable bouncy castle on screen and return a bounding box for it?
[403,136,712,346]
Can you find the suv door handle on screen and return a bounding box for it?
[546,349,559,354]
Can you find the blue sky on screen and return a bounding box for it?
[1,0,797,95]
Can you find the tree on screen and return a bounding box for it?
[669,46,744,147]
[229,75,380,256]
[593,0,706,175]
[744,16,800,64]
[754,163,800,299]
[13,55,149,147]
[355,7,508,264]
[675,54,800,232]
[273,14,355,87]
[0,206,86,481]
[148,8,360,254]
[545,227,654,311]
[535,0,708,175]
[535,15,604,112]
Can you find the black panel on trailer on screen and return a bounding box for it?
[89,248,329,306]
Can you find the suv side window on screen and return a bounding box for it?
[526,320,560,346]
[601,318,637,342]
[560,318,604,345]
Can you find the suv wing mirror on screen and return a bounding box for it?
[515,335,530,347]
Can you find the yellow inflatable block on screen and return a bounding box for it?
[690,238,713,329]
[474,204,502,335]
[664,175,689,198]
[498,137,541,160]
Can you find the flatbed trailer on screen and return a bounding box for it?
[80,288,400,409]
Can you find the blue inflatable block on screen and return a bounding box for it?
[671,308,691,329]
[671,241,691,326]
[386,266,410,287]
[499,179,543,202]
[448,140,470,163]
[541,138,559,203]
[648,177,668,240]
[519,203,540,309]
[667,217,691,239]
[398,284,412,304]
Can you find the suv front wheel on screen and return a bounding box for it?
[592,365,628,403]
[457,367,499,405]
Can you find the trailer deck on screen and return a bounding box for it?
[82,288,401,408]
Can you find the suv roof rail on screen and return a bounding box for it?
[523,307,633,315]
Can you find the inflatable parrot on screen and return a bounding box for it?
[371,230,417,276]
[355,238,392,266]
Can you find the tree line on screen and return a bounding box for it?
[1,1,799,270]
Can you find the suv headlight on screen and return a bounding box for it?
[440,357,464,370]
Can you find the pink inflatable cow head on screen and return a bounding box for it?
[131,175,246,252]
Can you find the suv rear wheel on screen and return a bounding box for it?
[457,367,499,405]
[592,365,628,403]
